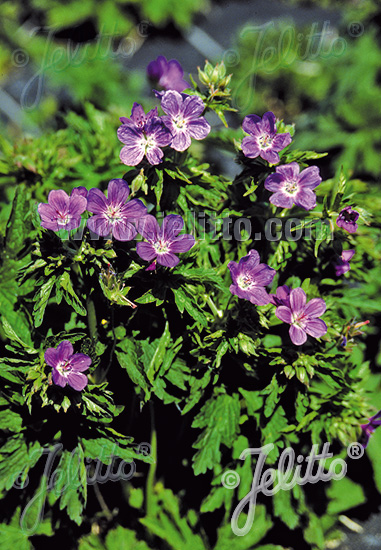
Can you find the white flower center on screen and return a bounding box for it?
[284,180,298,195]
[238,274,253,289]
[173,115,187,129]
[57,360,71,377]
[106,205,122,221]
[154,240,169,254]
[258,134,273,148]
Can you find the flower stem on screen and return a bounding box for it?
[87,296,98,340]
[145,402,157,517]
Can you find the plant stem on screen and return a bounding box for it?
[145,401,157,517]
[87,296,98,340]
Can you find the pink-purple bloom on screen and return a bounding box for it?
[270,285,291,307]
[241,112,292,164]
[336,206,359,233]
[38,188,88,232]
[334,249,355,277]
[228,249,276,306]
[87,179,147,241]
[360,410,381,448]
[264,162,322,210]
[275,287,327,346]
[117,103,172,166]
[45,340,91,391]
[147,55,189,92]
[160,91,211,152]
[136,214,195,268]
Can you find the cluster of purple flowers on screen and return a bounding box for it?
[241,112,322,211]
[117,91,210,166]
[38,180,195,268]
[228,250,327,346]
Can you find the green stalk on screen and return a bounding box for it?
[87,296,98,340]
[145,402,157,517]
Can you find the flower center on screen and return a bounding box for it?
[57,211,70,225]
[238,275,253,289]
[173,115,186,129]
[258,134,273,148]
[106,205,122,221]
[342,211,357,222]
[154,240,169,254]
[57,360,71,377]
[284,180,298,195]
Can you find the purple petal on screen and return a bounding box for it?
[52,369,68,388]
[130,103,146,127]
[251,264,276,286]
[87,215,112,237]
[117,124,142,145]
[161,90,182,116]
[86,188,108,214]
[48,190,70,213]
[294,189,317,211]
[120,199,147,221]
[238,249,260,272]
[161,214,184,239]
[120,144,145,166]
[108,179,130,205]
[241,136,260,158]
[38,203,59,231]
[157,252,180,268]
[242,114,262,135]
[187,118,211,140]
[146,119,172,146]
[228,261,239,285]
[68,195,87,217]
[303,319,327,338]
[298,166,322,189]
[136,215,160,241]
[261,148,280,164]
[272,132,292,151]
[303,298,326,319]
[276,306,292,324]
[264,173,283,192]
[169,234,195,253]
[247,286,271,306]
[182,95,205,118]
[67,372,88,391]
[261,112,276,135]
[64,216,82,232]
[112,220,137,241]
[269,191,294,209]
[146,146,164,165]
[44,347,59,367]
[136,241,157,261]
[69,353,92,372]
[71,187,88,199]
[56,341,74,362]
[290,325,307,345]
[159,59,188,92]
[276,162,299,180]
[290,288,307,315]
[171,130,191,152]
[342,249,355,262]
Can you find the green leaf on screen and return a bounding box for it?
[33,276,57,327]
[58,271,87,316]
[192,392,240,475]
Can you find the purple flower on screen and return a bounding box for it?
[160,91,211,152]
[360,410,381,448]
[38,188,87,232]
[147,56,189,92]
[228,249,276,306]
[270,285,291,307]
[241,112,292,164]
[334,249,355,277]
[336,206,359,233]
[45,340,91,391]
[264,162,322,210]
[87,179,147,241]
[275,287,327,346]
[136,214,195,268]
[117,103,172,166]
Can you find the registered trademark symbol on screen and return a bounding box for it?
[347,22,364,38]
[347,442,365,459]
